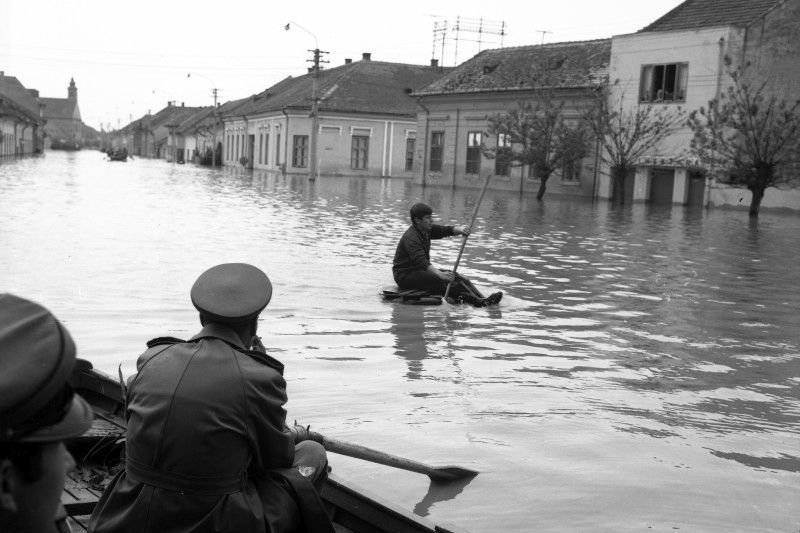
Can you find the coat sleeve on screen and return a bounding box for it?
[242,359,295,471]
[402,230,432,270]
[429,225,455,240]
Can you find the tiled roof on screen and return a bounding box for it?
[640,0,783,32]
[413,39,611,96]
[41,97,78,120]
[0,74,41,120]
[175,106,215,133]
[225,60,450,118]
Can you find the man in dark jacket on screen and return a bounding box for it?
[392,203,502,306]
[89,263,333,533]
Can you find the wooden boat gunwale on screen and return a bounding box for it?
[66,362,470,533]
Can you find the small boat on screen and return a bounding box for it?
[382,287,443,306]
[63,361,469,533]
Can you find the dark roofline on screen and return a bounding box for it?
[639,0,784,32]
[413,83,604,98]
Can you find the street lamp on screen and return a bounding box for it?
[285,21,322,181]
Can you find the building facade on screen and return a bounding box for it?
[221,54,448,178]
[606,0,800,209]
[0,72,44,159]
[411,40,610,196]
[41,78,84,150]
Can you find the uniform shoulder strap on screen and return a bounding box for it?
[145,336,186,348]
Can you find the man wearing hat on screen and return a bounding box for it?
[0,294,94,533]
[393,202,503,306]
[89,263,333,533]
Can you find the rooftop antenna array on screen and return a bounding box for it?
[432,17,506,67]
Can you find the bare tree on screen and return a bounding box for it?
[584,82,684,204]
[483,94,591,200]
[687,57,800,217]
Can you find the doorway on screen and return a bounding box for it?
[650,168,675,205]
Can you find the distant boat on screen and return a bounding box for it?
[108,152,128,162]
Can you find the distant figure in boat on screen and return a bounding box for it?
[0,294,93,533]
[393,203,502,307]
[88,263,334,533]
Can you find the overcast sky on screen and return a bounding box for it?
[1,0,683,130]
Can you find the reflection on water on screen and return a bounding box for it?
[1,152,799,532]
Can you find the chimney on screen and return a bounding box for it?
[344,58,352,65]
[0,71,4,77]
[430,58,439,67]
[308,67,314,73]
[181,102,185,107]
[168,101,174,107]
[28,88,40,98]
[362,52,371,61]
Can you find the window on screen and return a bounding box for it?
[292,135,308,167]
[351,135,369,169]
[275,134,281,165]
[495,133,512,176]
[561,159,582,183]
[263,134,269,165]
[466,131,481,174]
[640,63,688,102]
[235,135,239,160]
[405,138,415,171]
[258,134,263,164]
[429,131,444,172]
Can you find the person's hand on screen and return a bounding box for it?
[251,336,266,353]
[290,421,310,442]
[438,270,455,282]
[455,224,471,236]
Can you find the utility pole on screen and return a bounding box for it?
[308,47,328,181]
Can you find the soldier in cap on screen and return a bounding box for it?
[0,294,94,533]
[89,263,333,533]
[393,202,503,306]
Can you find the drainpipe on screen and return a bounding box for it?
[452,108,460,189]
[416,97,430,187]
[382,120,388,177]
[387,121,394,177]
[243,115,250,169]
[281,108,289,177]
[707,36,726,209]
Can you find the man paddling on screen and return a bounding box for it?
[89,263,333,533]
[393,203,502,307]
[0,294,94,533]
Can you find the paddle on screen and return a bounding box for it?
[443,173,494,302]
[308,431,478,482]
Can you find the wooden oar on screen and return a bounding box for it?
[443,173,494,301]
[308,431,478,482]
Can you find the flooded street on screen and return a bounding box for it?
[2,151,799,532]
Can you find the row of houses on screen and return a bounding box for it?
[112,0,800,209]
[0,74,98,159]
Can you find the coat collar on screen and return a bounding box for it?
[190,323,247,350]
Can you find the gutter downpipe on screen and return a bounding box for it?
[707,36,726,209]
[416,96,429,187]
[281,107,289,177]
[452,107,459,189]
[243,115,250,169]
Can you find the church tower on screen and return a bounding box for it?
[68,78,77,101]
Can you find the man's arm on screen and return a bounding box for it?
[430,224,470,239]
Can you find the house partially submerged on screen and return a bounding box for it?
[0,71,44,158]
[608,0,800,208]
[411,40,611,196]
[220,53,449,178]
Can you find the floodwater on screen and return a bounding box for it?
[1,151,799,532]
